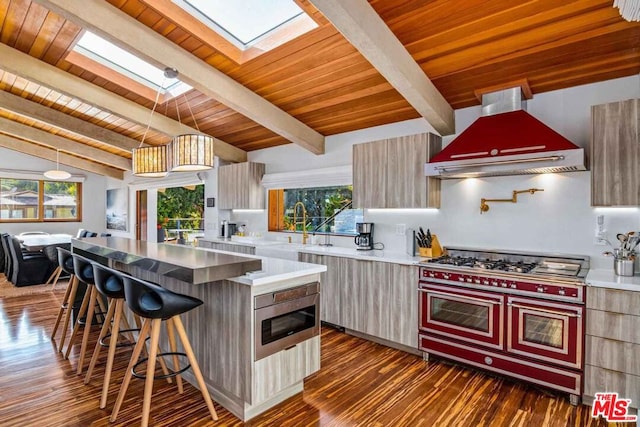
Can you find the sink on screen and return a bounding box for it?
[254,243,312,261]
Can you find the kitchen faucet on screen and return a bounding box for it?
[293,202,309,244]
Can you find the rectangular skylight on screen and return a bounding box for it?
[174,0,307,48]
[74,31,191,98]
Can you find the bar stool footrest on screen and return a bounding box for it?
[99,328,141,348]
[132,352,190,380]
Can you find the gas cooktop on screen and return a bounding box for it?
[423,247,589,280]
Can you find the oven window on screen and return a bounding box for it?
[261,304,316,346]
[522,313,563,348]
[430,297,489,332]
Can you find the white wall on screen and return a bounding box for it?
[0,148,107,235]
[233,75,640,269]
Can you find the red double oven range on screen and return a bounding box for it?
[418,247,589,405]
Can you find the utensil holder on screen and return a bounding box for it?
[614,258,635,276]
[419,247,433,258]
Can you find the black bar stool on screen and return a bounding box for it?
[50,247,79,352]
[83,264,171,409]
[110,276,218,427]
[64,253,108,374]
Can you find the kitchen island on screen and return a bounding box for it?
[72,237,326,421]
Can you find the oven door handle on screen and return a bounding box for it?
[419,289,502,305]
[507,302,581,318]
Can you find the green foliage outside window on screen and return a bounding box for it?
[157,185,205,230]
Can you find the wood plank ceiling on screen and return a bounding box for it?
[0,0,639,177]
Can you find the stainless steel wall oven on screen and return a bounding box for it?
[254,282,320,360]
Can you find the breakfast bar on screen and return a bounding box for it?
[72,237,326,421]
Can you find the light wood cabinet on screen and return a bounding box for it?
[218,162,265,209]
[301,252,418,349]
[583,286,640,409]
[591,99,640,206]
[253,336,320,405]
[198,240,256,255]
[353,133,441,209]
[298,253,345,326]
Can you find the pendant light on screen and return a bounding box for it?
[132,69,171,178]
[169,73,215,172]
[132,67,215,177]
[44,149,71,180]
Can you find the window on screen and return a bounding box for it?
[174,0,313,49]
[268,186,363,235]
[0,178,81,222]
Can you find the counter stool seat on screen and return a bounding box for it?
[50,247,79,352]
[84,264,169,409]
[110,276,218,427]
[64,254,107,375]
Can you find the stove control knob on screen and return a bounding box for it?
[428,272,435,278]
[442,273,450,280]
[537,286,545,293]
[491,281,498,286]
[466,277,473,283]
[484,356,493,366]
[483,280,490,285]
[474,279,481,284]
[558,288,566,296]
[510,283,517,289]
[458,277,465,282]
[501,282,507,288]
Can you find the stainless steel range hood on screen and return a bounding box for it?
[425,87,586,179]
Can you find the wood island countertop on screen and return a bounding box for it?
[72,236,262,284]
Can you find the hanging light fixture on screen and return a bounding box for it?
[44,149,72,180]
[614,0,640,21]
[169,75,215,172]
[132,68,174,178]
[132,67,215,177]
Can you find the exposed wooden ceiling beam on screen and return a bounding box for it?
[0,43,247,163]
[0,116,131,170]
[0,134,124,179]
[0,90,138,152]
[34,0,326,155]
[310,0,455,135]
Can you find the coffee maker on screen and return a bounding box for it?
[354,222,374,251]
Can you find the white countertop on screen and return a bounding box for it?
[199,237,283,247]
[298,245,423,266]
[586,269,640,292]
[195,246,326,287]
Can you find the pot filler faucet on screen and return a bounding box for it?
[293,202,309,245]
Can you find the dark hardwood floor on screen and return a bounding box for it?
[0,278,612,426]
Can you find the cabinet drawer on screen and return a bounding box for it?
[252,336,320,404]
[586,310,640,344]
[585,336,640,376]
[584,365,640,409]
[587,287,640,314]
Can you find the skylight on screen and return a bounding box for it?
[174,0,311,49]
[73,31,192,98]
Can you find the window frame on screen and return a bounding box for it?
[267,186,362,237]
[0,178,82,223]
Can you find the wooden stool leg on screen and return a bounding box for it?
[77,286,98,375]
[166,318,183,394]
[64,282,91,359]
[84,297,117,385]
[110,318,151,423]
[51,275,73,341]
[173,316,218,421]
[99,299,123,409]
[46,266,62,288]
[57,275,78,352]
[141,318,161,427]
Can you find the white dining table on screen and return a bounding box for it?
[19,234,73,251]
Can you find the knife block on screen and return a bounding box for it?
[419,234,443,258]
